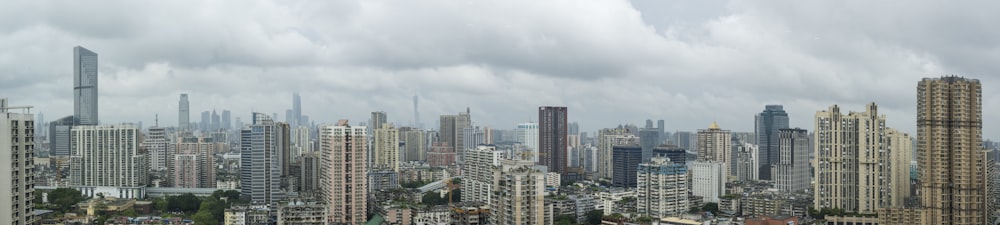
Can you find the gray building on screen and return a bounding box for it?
[73,46,99,125]
[240,113,284,206]
[652,145,686,165]
[772,128,809,193]
[1,99,36,225]
[49,115,74,157]
[178,94,189,130]
[754,105,789,180]
[612,145,643,188]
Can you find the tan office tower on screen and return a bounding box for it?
[814,103,911,214]
[373,124,399,172]
[319,120,368,224]
[597,127,636,181]
[697,122,732,178]
[0,99,35,225]
[917,77,986,225]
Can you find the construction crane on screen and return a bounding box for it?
[446,178,459,207]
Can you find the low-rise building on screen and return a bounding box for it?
[413,205,450,225]
[277,200,326,225]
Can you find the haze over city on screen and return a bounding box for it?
[2,0,999,137]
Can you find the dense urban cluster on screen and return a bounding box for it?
[1,46,996,225]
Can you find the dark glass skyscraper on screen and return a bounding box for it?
[73,46,98,125]
[612,145,643,187]
[754,105,789,180]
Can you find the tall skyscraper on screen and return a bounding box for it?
[439,109,471,161]
[401,128,426,162]
[597,127,636,180]
[772,128,809,193]
[697,122,732,179]
[211,110,221,131]
[413,95,420,129]
[372,124,399,172]
[755,105,789,180]
[221,110,231,130]
[0,99,36,224]
[200,111,210,131]
[178,94,189,130]
[70,124,147,198]
[73,46,99,125]
[637,157,689,218]
[319,120,368,224]
[813,103,911,214]
[240,113,284,206]
[917,77,986,224]
[735,143,759,181]
[538,106,568,174]
[370,111,387,132]
[639,128,663,162]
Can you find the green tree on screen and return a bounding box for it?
[166,193,202,213]
[554,214,577,225]
[48,188,86,212]
[702,202,719,214]
[192,210,218,225]
[636,215,654,224]
[585,210,604,225]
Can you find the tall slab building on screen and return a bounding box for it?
[439,108,471,161]
[813,103,911,214]
[319,120,368,224]
[697,122,732,179]
[772,128,810,193]
[0,99,36,225]
[917,77,987,224]
[754,105,789,180]
[538,106,568,174]
[74,46,99,125]
[239,113,284,206]
[178,94,189,130]
[70,124,147,198]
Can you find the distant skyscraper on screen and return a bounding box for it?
[754,105,789,180]
[413,95,420,129]
[292,92,301,127]
[200,111,210,131]
[1,99,36,224]
[370,111,388,132]
[515,123,539,162]
[211,110,221,131]
[319,120,368,224]
[639,128,663,162]
[538,106,568,174]
[240,113,284,207]
[73,46,99,125]
[70,124,147,198]
[916,77,986,224]
[221,110,231,130]
[814,103,911,214]
[439,109,471,160]
[568,122,579,135]
[401,128,426,162]
[672,131,695,151]
[49,116,74,156]
[179,94,189,130]
[697,122,732,179]
[772,128,809,193]
[637,157,688,218]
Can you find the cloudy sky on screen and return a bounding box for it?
[2,0,999,138]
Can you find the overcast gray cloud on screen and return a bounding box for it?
[2,0,999,138]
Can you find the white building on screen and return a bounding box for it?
[0,98,36,225]
[70,124,147,198]
[515,123,539,162]
[735,143,759,181]
[463,145,504,204]
[688,160,725,203]
[594,188,636,215]
[546,172,561,188]
[638,157,689,218]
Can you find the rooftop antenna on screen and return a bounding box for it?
[155,114,159,127]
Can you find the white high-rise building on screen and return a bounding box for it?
[319,120,368,224]
[515,123,539,162]
[735,143,759,181]
[637,157,689,218]
[145,127,169,171]
[464,145,504,204]
[689,160,725,203]
[373,124,399,172]
[772,128,810,193]
[0,99,35,225]
[70,124,147,198]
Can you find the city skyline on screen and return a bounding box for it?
[2,1,1000,138]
